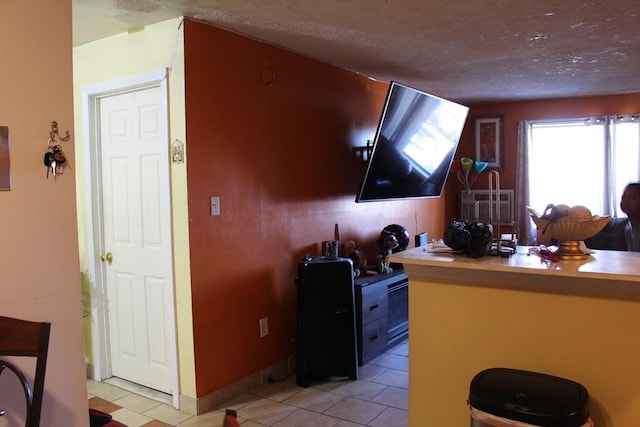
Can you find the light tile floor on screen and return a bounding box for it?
[88,340,408,427]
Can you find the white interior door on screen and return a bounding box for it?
[98,85,173,394]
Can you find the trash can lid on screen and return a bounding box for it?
[469,368,590,427]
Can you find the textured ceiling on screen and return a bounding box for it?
[73,0,640,104]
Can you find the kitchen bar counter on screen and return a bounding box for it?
[388,246,640,426]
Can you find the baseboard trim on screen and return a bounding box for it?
[179,356,294,415]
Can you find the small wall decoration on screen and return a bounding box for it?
[0,126,10,190]
[171,139,184,163]
[473,115,504,171]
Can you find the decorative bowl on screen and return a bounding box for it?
[529,208,610,260]
[530,215,610,242]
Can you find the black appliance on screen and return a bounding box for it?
[295,256,358,387]
[356,81,469,202]
[386,274,408,345]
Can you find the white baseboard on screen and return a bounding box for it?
[179,356,294,415]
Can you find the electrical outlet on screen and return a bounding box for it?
[260,317,269,338]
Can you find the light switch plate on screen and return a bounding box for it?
[211,196,220,216]
[260,317,269,337]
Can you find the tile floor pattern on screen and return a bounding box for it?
[88,340,408,427]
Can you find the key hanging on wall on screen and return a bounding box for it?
[43,121,71,179]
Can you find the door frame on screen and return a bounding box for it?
[81,69,180,408]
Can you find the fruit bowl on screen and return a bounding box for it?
[528,205,609,260]
[530,215,610,242]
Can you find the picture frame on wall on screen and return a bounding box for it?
[0,126,10,190]
[473,115,504,171]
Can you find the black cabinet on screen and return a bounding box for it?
[295,256,358,387]
[355,270,408,366]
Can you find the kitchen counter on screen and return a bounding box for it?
[388,246,640,426]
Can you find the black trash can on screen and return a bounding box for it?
[469,368,593,427]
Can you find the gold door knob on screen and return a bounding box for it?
[100,252,113,265]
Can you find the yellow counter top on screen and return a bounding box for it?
[388,246,640,427]
[391,245,639,280]
[391,246,640,300]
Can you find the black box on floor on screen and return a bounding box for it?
[295,256,358,387]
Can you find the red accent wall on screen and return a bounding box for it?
[183,20,449,395]
[183,18,639,396]
[444,93,640,221]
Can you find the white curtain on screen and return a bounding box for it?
[606,114,640,217]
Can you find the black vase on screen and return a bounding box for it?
[464,222,493,258]
[444,221,493,258]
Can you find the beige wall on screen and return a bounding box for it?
[72,18,196,399]
[0,0,88,425]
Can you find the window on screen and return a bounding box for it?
[527,115,640,218]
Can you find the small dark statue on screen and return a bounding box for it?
[444,221,494,258]
[376,224,410,273]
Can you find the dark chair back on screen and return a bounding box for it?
[584,217,628,251]
[0,315,51,427]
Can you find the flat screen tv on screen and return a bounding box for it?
[356,81,469,202]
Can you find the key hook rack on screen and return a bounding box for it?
[44,121,71,179]
[49,121,70,144]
